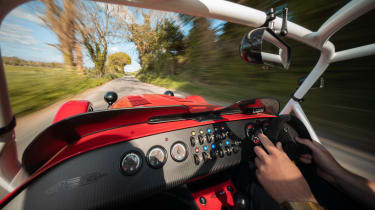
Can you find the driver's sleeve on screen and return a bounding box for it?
[280,201,324,210]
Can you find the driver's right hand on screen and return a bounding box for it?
[295,137,346,184]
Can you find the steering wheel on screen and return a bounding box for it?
[263,114,312,162]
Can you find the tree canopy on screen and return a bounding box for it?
[107,52,131,73]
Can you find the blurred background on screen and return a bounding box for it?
[1,0,374,180]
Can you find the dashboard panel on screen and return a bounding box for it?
[4,118,271,210]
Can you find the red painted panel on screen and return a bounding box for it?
[53,100,91,123]
[112,94,218,109]
[184,95,208,104]
[1,113,274,207]
[192,180,237,210]
[41,113,274,173]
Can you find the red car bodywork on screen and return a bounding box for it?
[1,94,273,208]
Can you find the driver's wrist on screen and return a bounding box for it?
[280,201,324,210]
[331,166,351,183]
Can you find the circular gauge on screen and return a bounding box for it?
[120,151,142,176]
[147,146,167,169]
[170,142,188,162]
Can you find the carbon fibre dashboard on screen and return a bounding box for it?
[4,118,271,210]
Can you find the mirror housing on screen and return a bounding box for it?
[240,27,291,69]
[298,77,324,89]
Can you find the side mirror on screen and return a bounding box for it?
[104,91,118,108]
[240,27,291,69]
[298,77,324,89]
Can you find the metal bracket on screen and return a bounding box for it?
[291,95,304,103]
[261,7,288,37]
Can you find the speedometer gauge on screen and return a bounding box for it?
[121,151,142,176]
[170,142,188,162]
[147,146,167,169]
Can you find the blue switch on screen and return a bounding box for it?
[207,128,212,133]
[225,140,230,145]
[211,144,216,149]
[203,145,208,151]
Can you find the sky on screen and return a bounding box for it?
[0,1,225,72]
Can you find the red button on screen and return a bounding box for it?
[195,148,199,153]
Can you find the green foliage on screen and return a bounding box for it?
[126,16,185,75]
[107,52,131,73]
[2,56,65,68]
[4,65,113,116]
[137,0,375,154]
[156,20,185,56]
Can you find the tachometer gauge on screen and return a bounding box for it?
[147,146,167,169]
[121,151,142,176]
[170,142,188,162]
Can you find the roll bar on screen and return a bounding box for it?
[0,0,374,192]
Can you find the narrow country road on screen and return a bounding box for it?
[14,76,188,162]
[14,76,375,181]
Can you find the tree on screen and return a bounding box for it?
[185,18,218,80]
[112,8,169,72]
[156,19,185,75]
[40,0,83,72]
[107,52,131,73]
[76,2,117,77]
[157,20,184,56]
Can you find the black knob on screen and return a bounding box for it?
[199,196,207,205]
[225,146,232,156]
[206,134,214,143]
[104,91,118,106]
[164,90,174,96]
[202,152,209,162]
[190,136,196,147]
[193,154,200,165]
[218,149,225,158]
[215,132,221,140]
[198,135,204,145]
[234,192,248,210]
[227,185,234,193]
[210,150,217,160]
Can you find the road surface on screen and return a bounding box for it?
[14,76,375,181]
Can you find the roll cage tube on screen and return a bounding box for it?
[0,0,374,192]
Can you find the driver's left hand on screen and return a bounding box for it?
[254,133,317,204]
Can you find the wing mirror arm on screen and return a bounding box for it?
[240,7,290,70]
[280,8,288,37]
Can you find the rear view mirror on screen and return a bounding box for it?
[240,27,291,69]
[298,77,324,89]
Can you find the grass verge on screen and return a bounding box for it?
[5,65,117,116]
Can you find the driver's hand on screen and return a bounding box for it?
[296,137,345,184]
[254,133,317,204]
